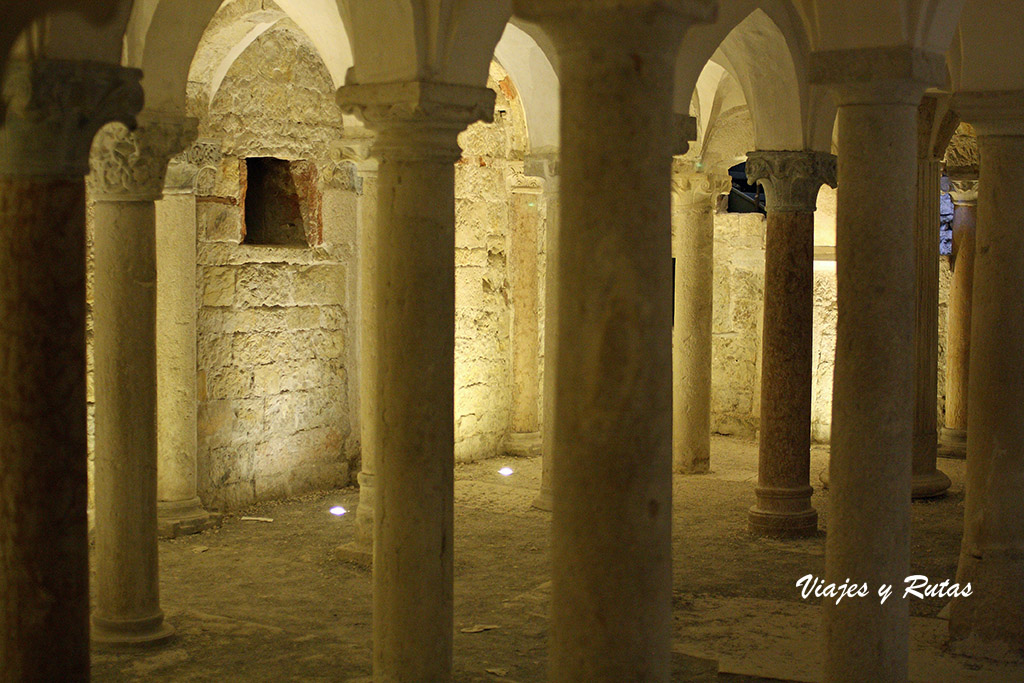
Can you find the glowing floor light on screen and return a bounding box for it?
[498,467,514,477]
[330,506,347,516]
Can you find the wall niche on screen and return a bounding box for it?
[243,157,322,247]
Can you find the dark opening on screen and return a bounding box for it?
[726,162,766,214]
[243,157,311,246]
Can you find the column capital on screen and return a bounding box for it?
[672,160,730,206]
[745,150,836,213]
[87,112,198,202]
[164,138,223,196]
[952,90,1024,137]
[336,81,494,163]
[948,178,978,206]
[810,46,945,105]
[0,59,143,178]
[507,161,544,194]
[944,122,978,182]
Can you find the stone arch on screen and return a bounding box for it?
[128,0,352,115]
[493,21,559,155]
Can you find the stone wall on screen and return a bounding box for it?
[708,211,953,444]
[453,62,528,462]
[189,19,356,509]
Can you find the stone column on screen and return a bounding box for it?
[528,152,559,511]
[949,91,1024,652]
[811,47,943,681]
[337,81,494,682]
[672,161,730,474]
[939,124,978,460]
[0,58,142,680]
[88,111,195,647]
[332,131,378,566]
[157,139,222,537]
[912,97,956,498]
[512,2,715,679]
[745,150,836,536]
[506,165,544,457]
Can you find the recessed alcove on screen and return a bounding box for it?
[243,157,320,247]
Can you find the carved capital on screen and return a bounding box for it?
[336,81,494,163]
[953,90,1024,137]
[0,59,143,177]
[672,159,730,207]
[165,138,224,195]
[88,113,198,201]
[944,123,979,181]
[948,179,978,207]
[507,161,544,194]
[918,94,959,163]
[745,150,836,213]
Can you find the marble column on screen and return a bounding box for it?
[529,153,559,511]
[333,130,378,566]
[672,161,730,474]
[157,139,222,537]
[506,165,544,457]
[512,2,715,679]
[939,124,978,460]
[337,81,494,682]
[745,150,836,536]
[811,47,943,681]
[949,91,1024,652]
[0,58,142,680]
[89,111,195,647]
[912,97,955,498]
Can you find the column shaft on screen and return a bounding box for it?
[338,81,494,682]
[812,49,939,679]
[753,210,816,533]
[745,150,835,537]
[533,160,559,510]
[508,179,543,442]
[672,173,720,474]
[911,157,950,496]
[949,115,1024,649]
[512,5,713,677]
[941,192,976,456]
[0,175,91,680]
[92,198,172,644]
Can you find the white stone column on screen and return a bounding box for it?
[506,165,544,457]
[332,130,378,566]
[511,2,715,679]
[911,97,955,498]
[337,81,494,682]
[528,152,559,511]
[811,47,943,682]
[939,123,978,460]
[156,139,222,537]
[0,58,142,680]
[88,111,195,647]
[672,161,729,474]
[949,91,1024,652]
[745,150,836,536]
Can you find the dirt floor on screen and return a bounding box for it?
[90,436,1024,682]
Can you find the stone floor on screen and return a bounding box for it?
[91,436,1024,682]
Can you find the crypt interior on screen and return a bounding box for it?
[1,0,1023,681]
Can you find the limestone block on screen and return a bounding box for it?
[199,201,243,243]
[234,264,295,307]
[202,266,236,307]
[292,264,345,306]
[204,365,253,401]
[318,305,347,330]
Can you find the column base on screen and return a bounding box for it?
[911,468,952,499]
[91,612,175,650]
[157,498,221,538]
[532,485,553,512]
[335,541,372,568]
[748,486,818,537]
[938,427,967,459]
[506,431,541,458]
